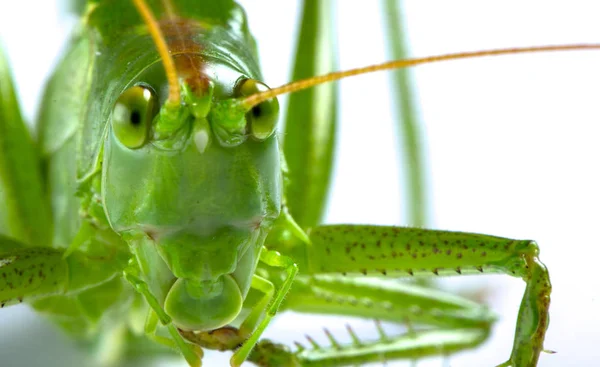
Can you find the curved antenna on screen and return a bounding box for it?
[241,44,600,109]
[132,0,180,105]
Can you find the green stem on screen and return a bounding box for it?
[382,0,429,227]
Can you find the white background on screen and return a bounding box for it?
[1,1,599,366]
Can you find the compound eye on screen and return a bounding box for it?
[112,85,157,148]
[236,78,279,141]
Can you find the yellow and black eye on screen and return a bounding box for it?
[236,78,279,141]
[112,85,157,148]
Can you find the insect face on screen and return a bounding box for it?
[103,48,282,332]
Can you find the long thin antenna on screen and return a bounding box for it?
[242,44,600,109]
[132,0,180,104]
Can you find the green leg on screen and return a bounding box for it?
[230,247,298,367]
[123,265,201,367]
[144,309,179,350]
[269,274,492,366]
[294,225,550,367]
[252,329,488,367]
[284,275,496,330]
[0,235,122,308]
[238,275,275,337]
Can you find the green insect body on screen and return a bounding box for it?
[0,1,558,366]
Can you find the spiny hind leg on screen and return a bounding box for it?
[269,274,493,367]
[296,225,551,367]
[243,318,487,367]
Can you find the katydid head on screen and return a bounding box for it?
[101,1,283,332]
[104,64,281,331]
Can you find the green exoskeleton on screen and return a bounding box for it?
[1,1,598,366]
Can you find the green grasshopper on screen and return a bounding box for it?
[1,1,598,366]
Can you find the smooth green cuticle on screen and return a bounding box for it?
[164,276,243,332]
[183,81,214,119]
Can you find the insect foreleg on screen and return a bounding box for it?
[230,247,299,367]
[285,275,496,329]
[123,262,201,367]
[0,235,122,308]
[238,275,274,337]
[144,309,180,350]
